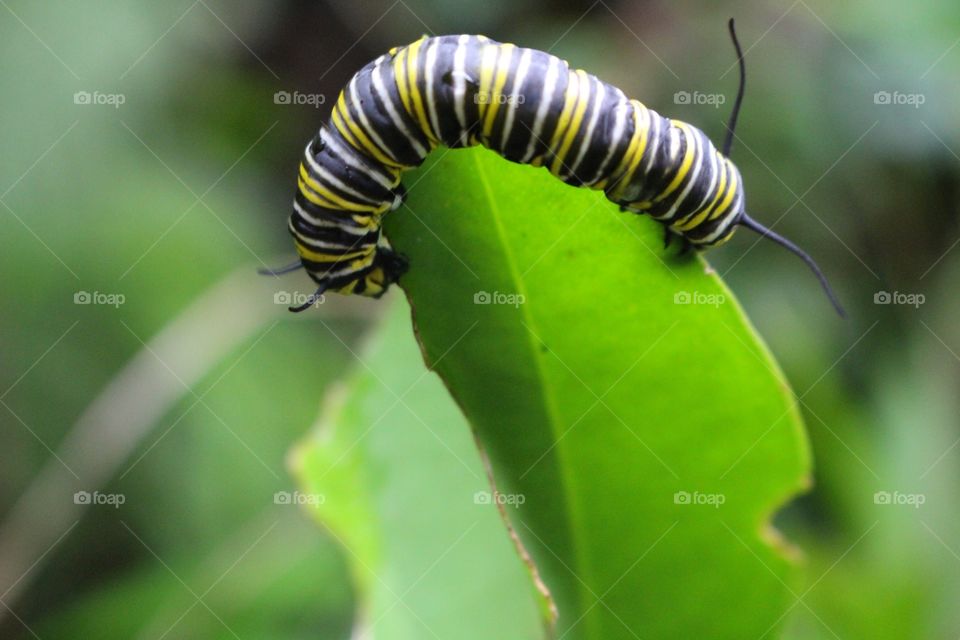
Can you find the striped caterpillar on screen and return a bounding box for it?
[264,21,844,316]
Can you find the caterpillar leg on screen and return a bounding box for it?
[663,228,694,255]
[664,229,696,256]
[349,246,410,299]
[375,246,410,289]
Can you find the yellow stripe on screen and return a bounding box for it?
[299,165,387,214]
[336,280,359,294]
[330,102,362,151]
[353,213,378,229]
[297,177,338,209]
[551,70,591,175]
[672,202,713,232]
[653,121,696,203]
[405,37,438,145]
[474,44,498,143]
[708,161,739,221]
[296,243,370,263]
[297,177,380,225]
[609,102,650,199]
[672,154,729,231]
[481,44,516,139]
[546,69,581,163]
[393,46,413,116]
[331,101,403,169]
[291,230,372,258]
[703,156,736,222]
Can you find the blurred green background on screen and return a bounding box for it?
[1,0,958,637]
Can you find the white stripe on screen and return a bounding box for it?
[290,223,375,251]
[347,66,399,165]
[549,69,581,167]
[323,258,377,280]
[452,35,470,146]
[587,94,628,186]
[476,44,501,144]
[668,126,681,163]
[700,187,743,243]
[641,107,662,176]
[423,38,443,143]
[662,127,704,220]
[500,48,533,152]
[301,141,383,206]
[371,54,429,159]
[321,128,396,190]
[701,205,739,243]
[672,130,720,223]
[292,200,371,235]
[617,101,660,202]
[691,145,722,216]
[567,77,606,180]
[520,54,560,164]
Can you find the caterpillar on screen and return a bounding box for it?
[264,20,844,316]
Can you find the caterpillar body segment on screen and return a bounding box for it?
[280,23,844,316]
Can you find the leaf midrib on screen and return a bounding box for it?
[472,151,599,639]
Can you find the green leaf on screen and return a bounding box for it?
[384,146,813,639]
[291,298,544,639]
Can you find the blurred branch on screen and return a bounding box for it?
[0,265,373,624]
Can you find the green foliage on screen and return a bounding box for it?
[6,2,960,638]
[343,146,808,639]
[292,298,543,639]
